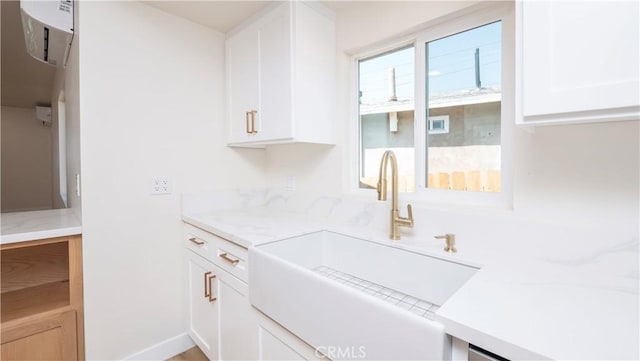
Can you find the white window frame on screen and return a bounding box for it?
[349,2,514,209]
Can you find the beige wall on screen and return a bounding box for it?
[1,106,53,212]
[77,1,265,359]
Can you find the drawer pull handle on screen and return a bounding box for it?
[219,253,240,265]
[207,273,217,302]
[189,237,205,245]
[204,271,212,298]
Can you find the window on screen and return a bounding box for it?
[426,21,502,193]
[354,5,513,205]
[358,46,415,192]
[427,116,450,134]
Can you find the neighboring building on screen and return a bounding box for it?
[359,87,501,192]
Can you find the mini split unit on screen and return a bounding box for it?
[20,0,74,67]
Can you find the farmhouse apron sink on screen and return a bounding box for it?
[249,231,479,360]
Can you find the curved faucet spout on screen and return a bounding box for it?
[377,150,414,240]
[377,150,395,202]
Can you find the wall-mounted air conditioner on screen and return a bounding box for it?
[20,0,74,67]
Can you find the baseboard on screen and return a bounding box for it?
[124,333,194,360]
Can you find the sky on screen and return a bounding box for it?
[359,21,502,105]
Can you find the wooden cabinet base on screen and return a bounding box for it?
[1,311,78,361]
[1,235,84,360]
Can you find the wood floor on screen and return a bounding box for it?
[166,346,208,361]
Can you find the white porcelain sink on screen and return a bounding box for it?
[249,231,479,360]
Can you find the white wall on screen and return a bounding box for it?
[513,121,639,233]
[329,1,477,54]
[77,1,265,359]
[265,2,639,238]
[1,106,53,212]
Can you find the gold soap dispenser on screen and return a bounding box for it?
[435,233,457,253]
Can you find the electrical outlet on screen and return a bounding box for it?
[151,176,172,195]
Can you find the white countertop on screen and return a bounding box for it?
[183,208,324,248]
[437,259,639,360]
[182,206,639,360]
[1,208,82,244]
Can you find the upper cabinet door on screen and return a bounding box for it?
[227,28,260,144]
[226,2,336,147]
[256,4,293,142]
[517,1,639,125]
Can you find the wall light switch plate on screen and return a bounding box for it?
[75,173,81,197]
[151,176,172,195]
[285,176,296,192]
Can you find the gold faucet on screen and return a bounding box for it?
[377,150,414,240]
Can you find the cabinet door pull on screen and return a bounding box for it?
[207,273,217,302]
[245,111,251,134]
[203,271,212,298]
[250,110,258,134]
[219,253,240,265]
[189,237,205,245]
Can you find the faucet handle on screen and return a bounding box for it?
[376,179,387,201]
[406,204,414,225]
[435,233,457,253]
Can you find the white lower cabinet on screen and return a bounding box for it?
[219,274,257,361]
[187,250,219,359]
[186,249,257,360]
[184,224,322,361]
[255,310,325,361]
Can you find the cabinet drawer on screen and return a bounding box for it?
[184,224,248,283]
[1,310,78,361]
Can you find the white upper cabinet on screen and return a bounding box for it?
[226,2,336,146]
[516,1,639,125]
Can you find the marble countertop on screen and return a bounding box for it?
[437,259,638,360]
[1,208,82,244]
[183,208,323,248]
[182,206,639,360]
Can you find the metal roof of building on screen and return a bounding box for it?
[360,87,501,115]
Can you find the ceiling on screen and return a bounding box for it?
[1,0,57,108]
[0,0,421,110]
[143,1,372,33]
[143,1,273,33]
